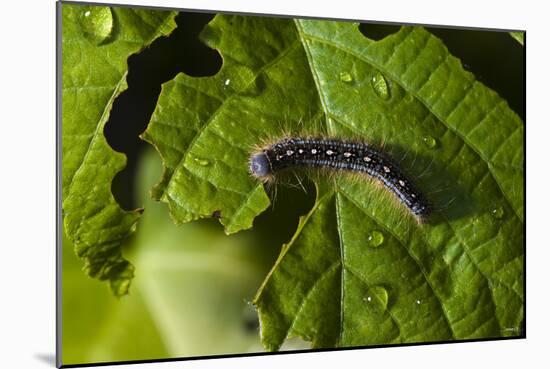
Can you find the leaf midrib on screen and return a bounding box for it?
[337,187,457,339]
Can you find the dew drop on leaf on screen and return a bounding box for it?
[371,72,390,100]
[79,6,114,45]
[194,157,211,166]
[422,135,438,149]
[339,71,353,83]
[369,286,389,311]
[367,230,384,247]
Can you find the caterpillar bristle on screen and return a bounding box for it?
[249,135,431,220]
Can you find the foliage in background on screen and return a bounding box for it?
[61,5,177,296]
[61,4,524,360]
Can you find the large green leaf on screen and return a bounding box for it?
[144,15,524,349]
[61,4,177,295]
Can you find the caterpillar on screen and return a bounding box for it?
[249,137,430,219]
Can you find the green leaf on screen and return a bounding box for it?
[144,15,524,349]
[61,4,177,295]
[509,31,524,45]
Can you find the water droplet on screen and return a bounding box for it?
[371,72,390,100]
[194,157,210,166]
[422,136,438,149]
[224,79,231,86]
[79,6,114,45]
[491,206,504,219]
[367,230,384,247]
[339,72,353,83]
[416,299,422,305]
[369,286,388,310]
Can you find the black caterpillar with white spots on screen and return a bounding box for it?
[250,137,430,218]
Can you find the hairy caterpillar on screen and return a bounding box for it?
[249,137,430,219]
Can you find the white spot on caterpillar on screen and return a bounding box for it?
[399,180,405,186]
[286,150,294,156]
[344,152,352,158]
[383,166,391,173]
[364,156,372,162]
[311,149,317,154]
[298,149,304,154]
[326,150,334,155]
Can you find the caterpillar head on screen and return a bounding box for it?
[249,151,272,178]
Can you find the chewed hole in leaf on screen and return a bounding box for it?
[358,22,401,41]
[427,27,525,121]
[61,4,181,296]
[106,12,222,210]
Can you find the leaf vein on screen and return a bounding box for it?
[294,30,523,223]
[338,188,456,339]
[158,40,302,197]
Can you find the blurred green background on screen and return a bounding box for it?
[62,10,523,365]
